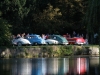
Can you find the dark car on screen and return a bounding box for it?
[48,35,69,45]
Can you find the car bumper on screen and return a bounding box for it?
[61,42,69,45]
[75,42,86,45]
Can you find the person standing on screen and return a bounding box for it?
[73,31,76,37]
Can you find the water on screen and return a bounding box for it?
[0,56,100,75]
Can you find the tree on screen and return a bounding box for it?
[53,0,87,32]
[84,0,100,44]
[0,0,30,34]
[32,3,62,34]
[0,18,12,46]
[0,0,88,35]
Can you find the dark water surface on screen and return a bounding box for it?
[0,56,100,75]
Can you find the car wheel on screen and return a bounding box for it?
[12,44,15,46]
[34,42,38,45]
[54,42,57,45]
[17,42,22,46]
[46,42,50,45]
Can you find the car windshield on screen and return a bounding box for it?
[57,35,68,42]
[29,36,36,38]
[15,37,22,39]
[29,35,42,39]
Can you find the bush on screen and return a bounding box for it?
[0,18,12,46]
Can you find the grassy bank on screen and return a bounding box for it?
[0,45,99,58]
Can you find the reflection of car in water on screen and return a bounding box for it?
[12,59,32,75]
[48,35,69,45]
[26,34,46,45]
[12,37,31,46]
[63,35,86,45]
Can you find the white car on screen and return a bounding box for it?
[45,39,58,45]
[12,37,31,46]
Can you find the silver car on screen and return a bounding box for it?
[45,39,58,45]
[12,37,31,46]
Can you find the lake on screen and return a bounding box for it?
[0,56,100,75]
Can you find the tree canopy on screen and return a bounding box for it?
[0,0,87,34]
[84,0,100,44]
[0,18,12,46]
[0,0,100,45]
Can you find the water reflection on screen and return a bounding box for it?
[89,57,100,75]
[12,58,32,75]
[0,57,99,75]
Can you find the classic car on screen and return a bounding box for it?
[48,35,69,45]
[45,39,58,45]
[63,35,86,45]
[12,37,31,46]
[25,34,46,45]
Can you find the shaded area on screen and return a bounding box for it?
[0,57,100,75]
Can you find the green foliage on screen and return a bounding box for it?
[84,0,100,44]
[0,0,30,34]
[31,0,87,34]
[57,46,73,56]
[41,46,73,57]
[0,0,87,34]
[0,18,12,46]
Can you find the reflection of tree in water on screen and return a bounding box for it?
[89,57,100,75]
[0,59,11,75]
[95,66,99,75]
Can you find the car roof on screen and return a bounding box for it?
[51,35,62,37]
[29,34,40,36]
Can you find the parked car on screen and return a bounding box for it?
[63,35,86,45]
[25,34,46,45]
[45,39,58,45]
[12,37,31,46]
[67,37,86,45]
[48,35,69,45]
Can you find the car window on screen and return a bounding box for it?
[53,37,56,39]
[15,37,20,39]
[49,36,53,39]
[29,36,36,38]
[38,35,41,37]
[56,37,62,41]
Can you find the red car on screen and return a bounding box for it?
[63,35,86,45]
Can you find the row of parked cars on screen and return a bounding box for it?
[12,34,86,46]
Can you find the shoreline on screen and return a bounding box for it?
[0,45,99,58]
